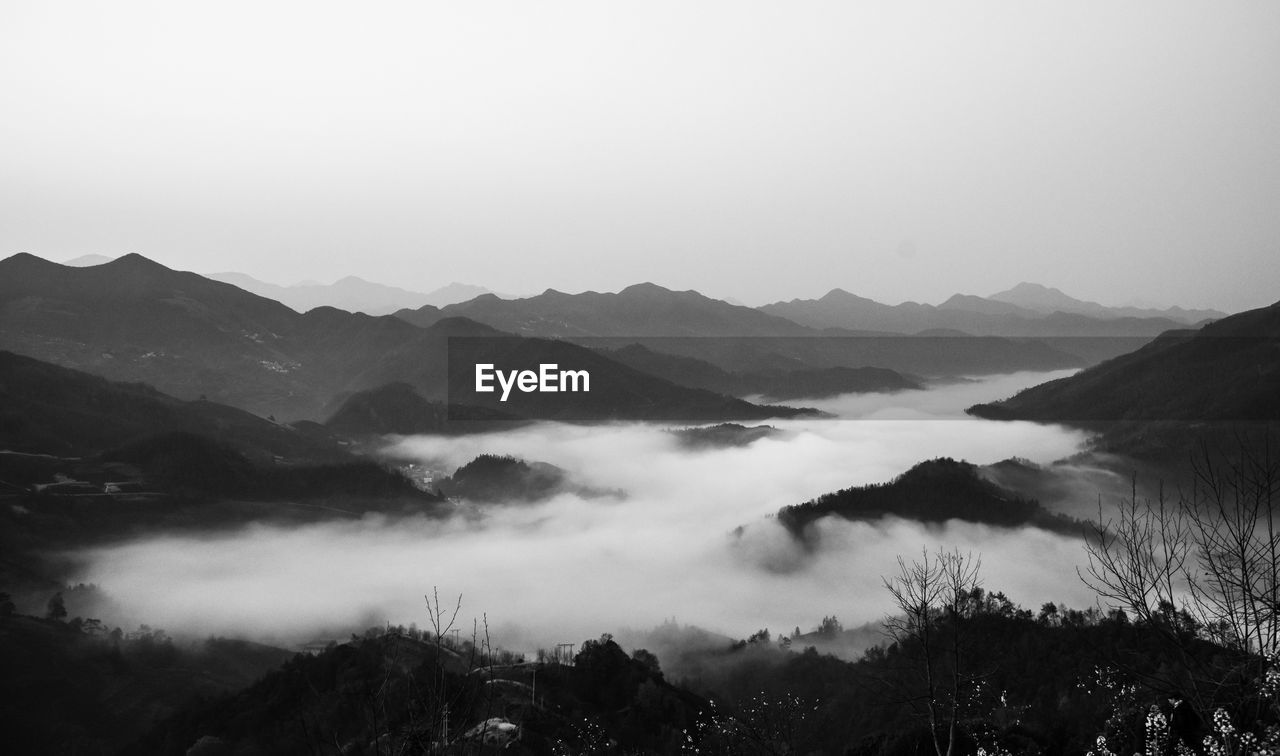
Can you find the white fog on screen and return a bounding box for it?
[75,370,1110,653]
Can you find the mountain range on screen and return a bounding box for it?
[3,252,1246,427]
[391,281,1227,370]
[987,282,1225,322]
[206,272,494,315]
[758,286,1218,338]
[66,255,499,314]
[0,254,814,425]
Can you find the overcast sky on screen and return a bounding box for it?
[3,1,1277,311]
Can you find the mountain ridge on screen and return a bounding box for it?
[966,300,1280,423]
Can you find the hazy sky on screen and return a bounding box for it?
[3,1,1277,310]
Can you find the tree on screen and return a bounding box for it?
[1079,433,1280,734]
[882,547,983,756]
[46,592,66,621]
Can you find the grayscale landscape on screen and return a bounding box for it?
[2,2,1278,754]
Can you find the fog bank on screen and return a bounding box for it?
[76,372,1103,650]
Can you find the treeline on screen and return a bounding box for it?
[0,609,293,754]
[674,588,1265,755]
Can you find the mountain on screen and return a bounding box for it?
[396,282,814,337]
[206,272,495,315]
[988,282,1227,322]
[967,300,1280,423]
[0,253,440,419]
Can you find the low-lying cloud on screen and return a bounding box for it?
[76,371,1107,652]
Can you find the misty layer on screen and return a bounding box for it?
[75,374,1097,650]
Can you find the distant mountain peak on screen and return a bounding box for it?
[62,253,115,267]
[818,288,878,304]
[1006,282,1065,295]
[620,281,676,295]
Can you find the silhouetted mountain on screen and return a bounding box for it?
[989,281,1226,322]
[207,272,495,315]
[396,282,814,336]
[967,300,1280,423]
[774,458,1082,540]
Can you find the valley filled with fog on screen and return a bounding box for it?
[72,369,1121,653]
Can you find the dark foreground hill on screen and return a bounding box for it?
[11,590,1261,756]
[123,630,704,756]
[1,614,295,756]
